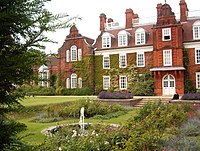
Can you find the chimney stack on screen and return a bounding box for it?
[125,8,139,29]
[179,0,188,22]
[157,3,162,17]
[100,13,107,32]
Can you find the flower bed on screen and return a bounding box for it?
[98,91,133,99]
[181,93,200,100]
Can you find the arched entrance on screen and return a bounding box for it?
[162,74,175,95]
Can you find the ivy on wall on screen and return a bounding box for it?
[72,56,94,89]
[94,55,104,93]
[183,47,196,93]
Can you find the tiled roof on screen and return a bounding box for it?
[94,24,154,50]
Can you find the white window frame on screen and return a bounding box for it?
[196,72,200,89]
[103,76,110,90]
[66,78,70,89]
[162,28,171,41]
[163,49,172,66]
[102,36,111,48]
[137,52,145,67]
[119,54,127,68]
[78,77,82,88]
[103,55,110,69]
[118,30,129,47]
[119,76,127,90]
[135,28,145,45]
[78,49,82,61]
[71,45,77,61]
[193,21,200,40]
[195,48,200,64]
[71,74,77,89]
[118,34,127,47]
[66,50,69,62]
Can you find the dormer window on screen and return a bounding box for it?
[135,28,145,45]
[118,30,129,47]
[162,28,171,41]
[102,32,114,48]
[193,20,200,40]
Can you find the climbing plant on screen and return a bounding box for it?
[183,47,196,93]
[72,56,94,89]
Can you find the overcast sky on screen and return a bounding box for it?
[44,0,199,54]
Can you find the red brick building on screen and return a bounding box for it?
[40,0,200,96]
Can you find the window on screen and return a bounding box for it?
[163,50,172,66]
[137,52,145,67]
[119,54,127,68]
[66,78,70,89]
[71,74,77,89]
[102,32,114,48]
[103,76,110,90]
[119,76,127,90]
[135,28,145,45]
[66,50,69,62]
[162,28,171,41]
[38,65,48,87]
[103,55,110,69]
[195,48,200,64]
[78,77,82,88]
[118,30,129,47]
[196,72,200,89]
[78,49,82,61]
[193,20,200,40]
[71,45,77,61]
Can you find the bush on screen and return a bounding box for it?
[98,91,133,99]
[62,99,128,118]
[130,80,154,96]
[16,85,56,96]
[62,87,92,96]
[181,93,200,100]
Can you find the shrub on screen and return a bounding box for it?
[16,85,56,96]
[181,93,200,100]
[62,87,92,96]
[130,80,154,96]
[30,113,63,123]
[62,99,128,118]
[98,91,133,99]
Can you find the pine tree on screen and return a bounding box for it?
[0,0,78,149]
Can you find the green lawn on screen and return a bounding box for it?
[17,96,138,145]
[20,96,97,106]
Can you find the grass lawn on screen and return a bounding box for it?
[20,96,97,106]
[17,96,138,145]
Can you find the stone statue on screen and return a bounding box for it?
[79,107,85,131]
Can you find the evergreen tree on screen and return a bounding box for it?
[0,0,77,149]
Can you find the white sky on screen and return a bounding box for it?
[44,0,199,54]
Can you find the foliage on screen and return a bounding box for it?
[72,56,94,91]
[183,47,196,93]
[50,74,57,87]
[36,102,193,150]
[62,87,92,96]
[98,91,133,99]
[0,120,27,149]
[0,0,78,148]
[123,102,189,150]
[161,110,200,151]
[106,68,120,92]
[129,72,154,96]
[30,113,63,123]
[61,98,128,118]
[181,92,200,100]
[91,110,129,120]
[16,85,56,96]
